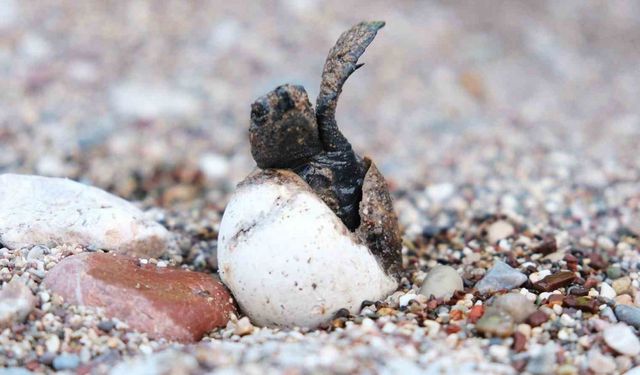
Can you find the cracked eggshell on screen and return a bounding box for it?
[217,168,398,328]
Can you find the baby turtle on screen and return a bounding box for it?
[218,22,403,327]
[249,21,384,231]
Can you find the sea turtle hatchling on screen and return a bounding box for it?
[218,22,402,328]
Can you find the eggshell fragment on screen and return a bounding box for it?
[218,169,398,328]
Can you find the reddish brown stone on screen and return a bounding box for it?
[513,331,527,352]
[532,238,557,255]
[450,309,463,321]
[587,252,607,270]
[44,253,236,343]
[467,305,485,324]
[526,311,549,327]
[444,324,461,334]
[547,294,564,306]
[563,295,599,313]
[533,271,576,292]
[583,277,599,289]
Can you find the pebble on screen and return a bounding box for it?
[606,266,623,280]
[0,174,174,258]
[419,265,463,301]
[110,83,200,119]
[475,261,527,294]
[611,276,632,295]
[529,270,551,284]
[491,293,537,323]
[399,293,418,307]
[233,317,255,336]
[475,309,514,337]
[525,343,557,375]
[614,305,640,329]
[599,282,616,299]
[45,334,60,353]
[44,252,236,342]
[0,368,33,375]
[0,279,36,328]
[487,221,514,244]
[26,245,47,261]
[587,348,616,374]
[533,271,576,292]
[614,294,633,305]
[526,311,549,327]
[603,323,640,356]
[198,153,230,181]
[52,354,80,371]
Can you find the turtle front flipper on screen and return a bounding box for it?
[316,21,385,152]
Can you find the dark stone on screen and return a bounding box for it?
[533,271,576,292]
[532,238,557,255]
[563,295,599,313]
[526,311,549,327]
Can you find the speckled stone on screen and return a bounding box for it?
[44,252,236,342]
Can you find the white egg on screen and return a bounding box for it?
[218,168,398,328]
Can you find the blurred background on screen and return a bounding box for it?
[1,1,639,204]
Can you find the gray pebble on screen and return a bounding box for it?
[475,261,527,294]
[419,265,463,301]
[97,320,115,332]
[614,305,640,329]
[0,368,32,375]
[526,343,557,375]
[53,354,80,371]
[491,292,536,323]
[26,245,48,261]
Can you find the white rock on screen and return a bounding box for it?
[587,348,616,374]
[487,221,514,244]
[603,323,640,356]
[425,183,454,203]
[198,153,230,181]
[529,270,552,284]
[419,265,463,301]
[0,280,36,328]
[0,174,173,257]
[218,170,397,328]
[45,334,61,353]
[0,0,18,29]
[399,293,418,307]
[599,282,616,300]
[111,83,200,119]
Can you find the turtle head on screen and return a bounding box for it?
[249,84,322,169]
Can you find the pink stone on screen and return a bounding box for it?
[44,253,236,343]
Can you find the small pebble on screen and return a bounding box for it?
[419,265,463,301]
[475,261,527,294]
[52,354,80,371]
[611,276,632,295]
[475,309,514,337]
[491,293,537,323]
[599,282,616,300]
[487,220,514,244]
[614,305,640,329]
[603,323,640,356]
[587,348,616,374]
[533,271,576,292]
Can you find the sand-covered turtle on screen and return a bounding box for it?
[218,21,402,328]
